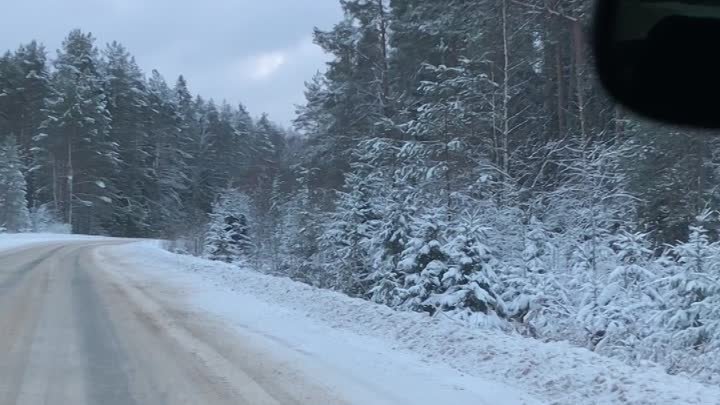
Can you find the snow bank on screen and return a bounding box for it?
[107,241,720,405]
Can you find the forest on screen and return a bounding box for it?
[2,0,720,383]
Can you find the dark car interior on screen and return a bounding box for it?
[595,0,720,127]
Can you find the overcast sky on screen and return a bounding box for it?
[0,0,343,128]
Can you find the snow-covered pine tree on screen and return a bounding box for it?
[0,136,30,232]
[0,52,24,139]
[367,195,413,307]
[503,215,562,336]
[571,226,618,350]
[233,104,257,172]
[185,96,217,217]
[276,169,323,286]
[253,177,284,273]
[650,218,720,374]
[598,230,658,359]
[145,69,190,236]
[408,57,495,211]
[204,189,254,263]
[430,210,505,327]
[358,138,417,307]
[37,30,115,234]
[245,114,282,251]
[175,82,216,245]
[544,139,635,349]
[103,41,153,236]
[10,42,51,209]
[397,207,448,314]
[319,165,383,296]
[211,101,247,189]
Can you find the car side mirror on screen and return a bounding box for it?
[594,0,720,128]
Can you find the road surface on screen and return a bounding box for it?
[0,240,349,405]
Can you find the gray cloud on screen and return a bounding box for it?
[0,0,342,126]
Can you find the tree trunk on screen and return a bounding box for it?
[501,0,511,176]
[66,140,73,229]
[51,154,59,216]
[572,19,587,142]
[556,42,566,137]
[443,108,452,219]
[377,0,391,118]
[614,104,624,141]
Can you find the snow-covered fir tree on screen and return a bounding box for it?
[276,169,323,286]
[598,230,658,358]
[204,189,254,263]
[433,211,505,328]
[397,208,448,313]
[36,30,115,234]
[320,170,380,296]
[503,215,561,337]
[649,217,720,375]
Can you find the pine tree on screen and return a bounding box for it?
[249,114,284,246]
[596,230,658,358]
[232,103,256,183]
[0,137,30,232]
[320,170,380,296]
[204,189,254,263]
[212,101,246,187]
[37,30,116,234]
[571,228,618,350]
[10,42,51,209]
[433,211,505,326]
[367,192,414,307]
[0,52,23,138]
[655,222,720,359]
[265,177,285,272]
[146,69,189,236]
[397,208,448,313]
[172,74,202,208]
[503,215,561,336]
[103,41,153,236]
[345,137,416,307]
[295,0,395,191]
[277,169,323,285]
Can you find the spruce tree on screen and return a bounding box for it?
[103,41,153,236]
[320,171,379,296]
[38,30,115,234]
[146,69,189,236]
[204,189,254,263]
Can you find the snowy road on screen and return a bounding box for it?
[0,240,353,405]
[0,238,545,405]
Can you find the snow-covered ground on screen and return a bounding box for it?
[100,240,720,405]
[0,233,109,253]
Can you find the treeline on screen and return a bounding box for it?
[3,0,720,383]
[0,30,292,237]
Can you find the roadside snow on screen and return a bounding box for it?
[103,241,720,405]
[0,233,108,253]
